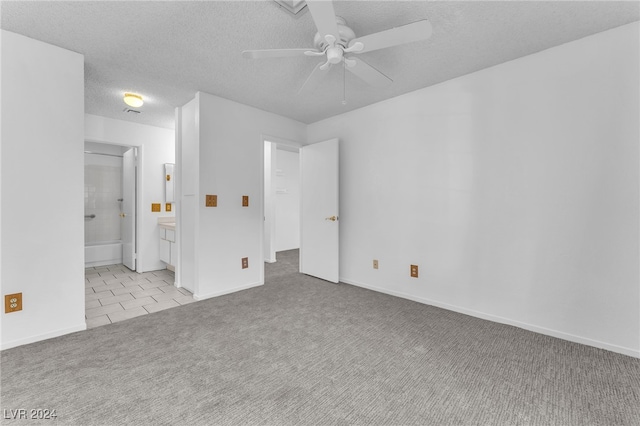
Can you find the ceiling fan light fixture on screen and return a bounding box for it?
[123,92,143,108]
[326,46,343,64]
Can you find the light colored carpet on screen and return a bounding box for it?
[1,249,639,425]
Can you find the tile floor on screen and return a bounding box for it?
[85,264,194,328]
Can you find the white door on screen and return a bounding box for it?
[122,148,136,271]
[300,138,339,283]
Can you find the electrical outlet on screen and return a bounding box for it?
[241,257,249,269]
[242,195,249,207]
[206,195,217,207]
[5,293,22,313]
[373,259,379,269]
[410,264,419,278]
[151,203,161,212]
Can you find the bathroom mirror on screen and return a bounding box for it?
[165,163,175,203]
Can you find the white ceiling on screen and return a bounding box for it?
[2,1,638,129]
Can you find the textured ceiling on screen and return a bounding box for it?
[2,1,638,129]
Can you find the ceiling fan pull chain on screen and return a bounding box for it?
[342,60,347,105]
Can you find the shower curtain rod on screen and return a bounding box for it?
[84,151,123,158]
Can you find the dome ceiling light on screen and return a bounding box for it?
[123,92,144,108]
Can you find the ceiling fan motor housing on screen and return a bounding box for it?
[313,17,355,50]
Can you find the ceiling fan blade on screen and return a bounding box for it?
[348,20,433,54]
[306,0,340,41]
[297,62,331,94]
[346,57,392,88]
[242,49,315,59]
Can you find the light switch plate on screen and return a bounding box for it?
[166,203,172,212]
[242,195,249,207]
[151,203,161,212]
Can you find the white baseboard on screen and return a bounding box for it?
[1,323,87,351]
[340,277,640,359]
[84,258,123,268]
[194,281,263,301]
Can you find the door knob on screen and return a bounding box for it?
[325,215,338,221]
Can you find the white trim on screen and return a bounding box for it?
[174,106,182,289]
[193,281,263,301]
[340,277,640,359]
[263,140,276,263]
[134,145,142,273]
[258,135,266,285]
[262,134,303,150]
[0,323,87,351]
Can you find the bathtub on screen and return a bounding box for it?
[85,240,123,268]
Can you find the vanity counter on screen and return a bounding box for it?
[159,222,175,231]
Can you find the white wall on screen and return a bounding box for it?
[177,92,306,300]
[1,31,85,349]
[275,148,300,252]
[307,22,640,357]
[85,114,175,273]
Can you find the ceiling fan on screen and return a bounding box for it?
[242,0,433,93]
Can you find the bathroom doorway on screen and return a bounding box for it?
[84,141,137,271]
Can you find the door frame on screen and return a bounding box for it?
[121,146,138,271]
[85,139,142,273]
[262,134,302,267]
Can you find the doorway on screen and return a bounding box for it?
[264,139,301,264]
[84,141,137,271]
